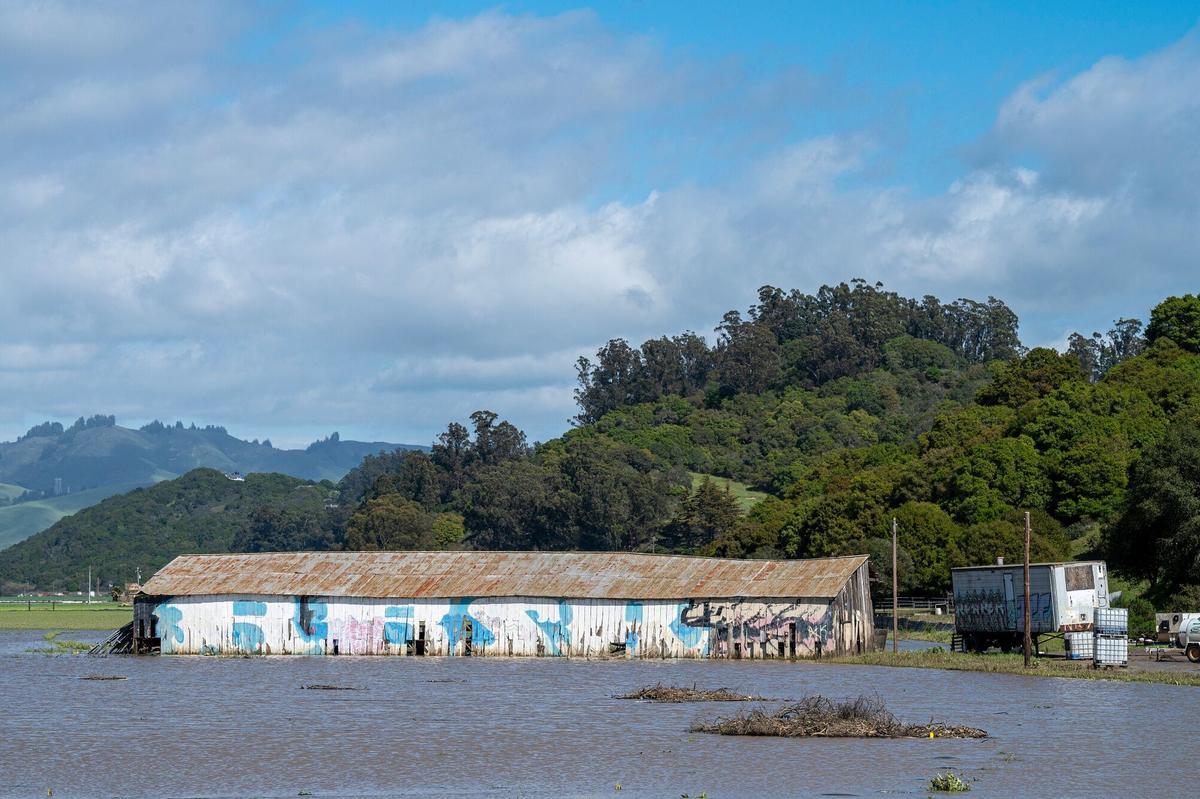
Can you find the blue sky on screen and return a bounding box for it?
[304,1,1200,190]
[1,2,1198,447]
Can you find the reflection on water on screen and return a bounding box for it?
[0,629,1194,798]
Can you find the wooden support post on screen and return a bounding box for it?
[892,516,898,655]
[1023,511,1032,669]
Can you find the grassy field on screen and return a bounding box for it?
[0,480,151,550]
[0,482,27,502]
[689,472,768,513]
[0,602,129,630]
[826,649,1200,687]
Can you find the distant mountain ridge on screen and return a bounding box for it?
[0,415,422,549]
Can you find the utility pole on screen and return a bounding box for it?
[87,565,91,605]
[1023,511,1032,669]
[892,516,898,655]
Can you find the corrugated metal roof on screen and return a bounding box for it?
[141,551,869,600]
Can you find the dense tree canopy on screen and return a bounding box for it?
[1147,294,1200,353]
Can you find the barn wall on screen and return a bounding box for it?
[148,594,841,658]
[829,561,876,655]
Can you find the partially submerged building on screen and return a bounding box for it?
[133,551,875,658]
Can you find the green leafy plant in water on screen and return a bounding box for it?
[929,772,970,792]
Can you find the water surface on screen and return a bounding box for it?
[0,629,1192,798]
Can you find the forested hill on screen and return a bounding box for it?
[8,283,1200,624]
[0,418,418,550]
[326,283,1200,615]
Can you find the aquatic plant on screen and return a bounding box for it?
[929,772,971,792]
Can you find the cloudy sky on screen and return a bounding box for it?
[2,2,1198,447]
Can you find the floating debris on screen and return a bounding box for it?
[300,684,359,691]
[690,695,987,739]
[616,683,770,702]
[79,675,127,681]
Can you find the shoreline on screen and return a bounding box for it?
[824,649,1200,687]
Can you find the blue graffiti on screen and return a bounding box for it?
[527,601,572,655]
[232,600,266,616]
[440,598,496,654]
[670,602,707,653]
[292,597,328,653]
[384,606,414,646]
[232,622,265,652]
[624,602,643,654]
[155,604,184,653]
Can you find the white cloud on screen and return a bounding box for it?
[0,8,1197,446]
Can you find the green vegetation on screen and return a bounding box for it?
[6,282,1200,612]
[689,473,767,512]
[0,603,130,630]
[0,416,414,551]
[27,630,96,654]
[0,470,337,592]
[929,773,971,793]
[0,482,26,502]
[0,482,148,550]
[825,650,1200,687]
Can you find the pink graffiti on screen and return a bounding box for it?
[340,616,387,655]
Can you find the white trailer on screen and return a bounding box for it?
[1176,615,1200,663]
[951,561,1110,653]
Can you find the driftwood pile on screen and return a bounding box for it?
[617,683,769,702]
[690,695,987,739]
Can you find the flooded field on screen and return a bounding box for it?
[1,629,1196,798]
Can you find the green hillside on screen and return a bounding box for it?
[689,473,767,513]
[0,483,147,550]
[8,283,1200,621]
[0,469,338,592]
[0,418,418,550]
[0,483,26,502]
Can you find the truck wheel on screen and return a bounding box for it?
[1187,644,1200,664]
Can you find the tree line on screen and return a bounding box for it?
[6,282,1200,619]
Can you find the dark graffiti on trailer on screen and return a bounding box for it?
[954,589,1054,633]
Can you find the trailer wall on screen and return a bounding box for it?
[952,562,1108,635]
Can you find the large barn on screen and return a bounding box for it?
[133,551,875,658]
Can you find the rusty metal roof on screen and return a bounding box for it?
[141,551,869,600]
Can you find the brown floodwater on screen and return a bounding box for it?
[0,629,1194,798]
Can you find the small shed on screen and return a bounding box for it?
[133,551,874,658]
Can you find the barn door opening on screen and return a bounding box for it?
[462,617,473,656]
